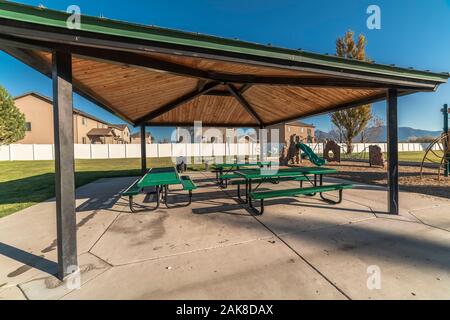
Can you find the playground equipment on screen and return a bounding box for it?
[420,104,450,180]
[369,145,386,167]
[323,140,341,163]
[297,143,326,166]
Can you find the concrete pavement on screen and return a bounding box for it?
[0,172,449,300]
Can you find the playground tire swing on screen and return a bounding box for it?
[420,104,450,181]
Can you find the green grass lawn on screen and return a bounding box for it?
[0,157,206,218]
[0,151,444,218]
[397,151,444,163]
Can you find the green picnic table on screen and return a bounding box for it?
[234,167,340,210]
[123,167,197,212]
[213,162,272,182]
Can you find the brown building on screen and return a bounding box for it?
[108,124,131,144]
[268,121,315,145]
[14,92,131,144]
[130,131,152,144]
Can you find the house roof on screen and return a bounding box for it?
[14,91,110,125]
[286,121,315,128]
[131,132,151,138]
[2,2,449,128]
[86,128,115,137]
[14,92,131,130]
[109,124,129,131]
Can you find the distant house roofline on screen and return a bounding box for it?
[14,91,129,130]
[86,128,115,137]
[109,124,129,131]
[286,121,315,128]
[131,132,151,138]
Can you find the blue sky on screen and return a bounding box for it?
[1,0,450,141]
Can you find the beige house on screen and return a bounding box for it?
[130,131,152,144]
[268,121,315,145]
[108,124,131,144]
[14,92,131,144]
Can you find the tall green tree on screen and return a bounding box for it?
[0,86,25,145]
[331,30,373,154]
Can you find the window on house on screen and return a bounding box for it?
[82,117,87,126]
[25,122,32,131]
[82,137,87,144]
[307,129,312,136]
[301,128,304,133]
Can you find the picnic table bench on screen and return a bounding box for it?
[249,183,353,214]
[234,167,353,214]
[122,167,197,212]
[228,175,309,201]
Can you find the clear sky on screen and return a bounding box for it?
[1,0,450,141]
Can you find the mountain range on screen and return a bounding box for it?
[315,126,442,143]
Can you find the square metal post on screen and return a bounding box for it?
[259,126,266,163]
[442,104,449,177]
[52,50,78,279]
[140,124,147,175]
[387,89,399,215]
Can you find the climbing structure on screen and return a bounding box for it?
[420,133,450,180]
[420,104,450,181]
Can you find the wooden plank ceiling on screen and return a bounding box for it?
[34,50,384,127]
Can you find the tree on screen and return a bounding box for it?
[362,115,385,142]
[0,86,25,145]
[331,107,372,153]
[331,30,373,154]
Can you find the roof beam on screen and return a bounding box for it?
[227,84,264,126]
[196,79,208,91]
[240,84,253,94]
[135,81,221,125]
[204,90,231,97]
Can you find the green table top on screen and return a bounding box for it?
[234,167,338,179]
[214,162,272,169]
[138,167,181,188]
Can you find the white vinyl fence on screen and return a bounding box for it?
[0,143,260,161]
[306,142,443,154]
[0,142,443,161]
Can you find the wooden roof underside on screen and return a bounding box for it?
[14,49,394,127]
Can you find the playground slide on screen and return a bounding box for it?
[296,143,326,167]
